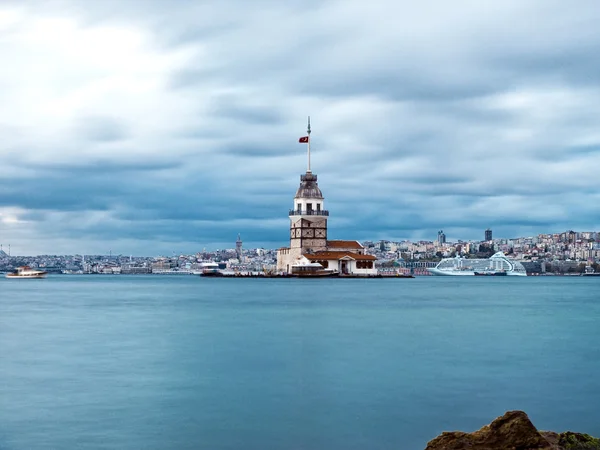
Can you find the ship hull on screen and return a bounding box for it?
[199,271,223,277]
[427,268,475,276]
[428,268,525,276]
[5,273,47,279]
[292,271,339,278]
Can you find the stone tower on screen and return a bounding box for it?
[277,118,329,273]
[235,233,243,262]
[289,172,328,253]
[290,117,328,254]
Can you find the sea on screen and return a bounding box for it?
[1,275,599,450]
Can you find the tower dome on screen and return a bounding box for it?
[295,172,323,199]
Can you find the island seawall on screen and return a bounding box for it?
[425,410,600,450]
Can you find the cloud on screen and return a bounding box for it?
[75,115,129,142]
[1,0,600,255]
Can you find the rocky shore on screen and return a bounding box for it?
[425,410,600,450]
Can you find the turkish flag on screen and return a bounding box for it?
[298,136,309,143]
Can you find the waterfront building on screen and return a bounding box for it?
[151,259,172,273]
[276,119,377,275]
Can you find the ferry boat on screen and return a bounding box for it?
[5,266,48,279]
[582,266,600,277]
[197,262,222,277]
[428,252,527,277]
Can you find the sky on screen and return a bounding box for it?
[1,0,600,255]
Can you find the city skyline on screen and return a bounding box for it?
[1,227,598,258]
[1,1,600,255]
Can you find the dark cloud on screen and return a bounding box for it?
[208,94,284,125]
[167,68,222,90]
[218,143,293,157]
[32,159,181,174]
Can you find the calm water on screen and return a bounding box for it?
[1,275,599,450]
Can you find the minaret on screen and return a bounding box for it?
[289,117,328,255]
[236,233,243,262]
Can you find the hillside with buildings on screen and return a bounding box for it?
[1,230,598,276]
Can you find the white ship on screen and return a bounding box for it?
[196,262,221,276]
[582,266,600,277]
[427,252,527,276]
[5,266,48,279]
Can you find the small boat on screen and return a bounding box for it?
[291,261,339,277]
[5,266,48,279]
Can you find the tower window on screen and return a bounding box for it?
[306,203,313,213]
[297,203,301,212]
[316,204,321,212]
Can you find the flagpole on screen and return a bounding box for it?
[307,116,311,173]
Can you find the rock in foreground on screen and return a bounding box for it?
[425,410,600,450]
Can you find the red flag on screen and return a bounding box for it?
[298,136,309,143]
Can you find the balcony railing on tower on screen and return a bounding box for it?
[289,209,329,216]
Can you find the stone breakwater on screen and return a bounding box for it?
[425,410,600,450]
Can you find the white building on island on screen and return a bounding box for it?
[276,119,377,275]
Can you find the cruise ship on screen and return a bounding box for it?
[427,252,527,276]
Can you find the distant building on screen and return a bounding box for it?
[121,264,151,274]
[379,240,392,251]
[236,234,243,262]
[151,260,172,273]
[437,230,446,245]
[485,228,493,241]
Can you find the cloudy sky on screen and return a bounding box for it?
[1,0,600,255]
